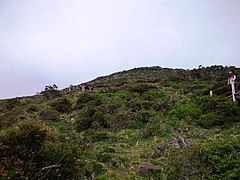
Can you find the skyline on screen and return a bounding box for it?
[1,0,240,99]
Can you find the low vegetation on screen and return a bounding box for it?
[1,65,240,179]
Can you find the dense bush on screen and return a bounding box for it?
[38,108,61,121]
[27,104,39,112]
[0,121,89,179]
[108,111,136,131]
[75,107,96,131]
[195,96,240,128]
[126,99,159,112]
[169,139,240,179]
[4,98,22,110]
[139,110,156,123]
[49,97,72,113]
[146,91,174,111]
[168,96,240,128]
[40,141,85,179]
[75,106,137,132]
[74,93,95,109]
[92,111,108,129]
[198,112,219,128]
[128,83,154,94]
[0,121,49,178]
[0,106,25,129]
[168,100,202,121]
[40,89,61,99]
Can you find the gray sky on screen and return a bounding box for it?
[0,0,240,99]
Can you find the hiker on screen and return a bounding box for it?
[69,84,73,91]
[86,83,90,91]
[227,71,236,84]
[81,84,86,92]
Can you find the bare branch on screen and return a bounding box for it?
[42,164,61,171]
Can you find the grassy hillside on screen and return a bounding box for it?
[1,65,240,179]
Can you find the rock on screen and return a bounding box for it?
[137,162,161,176]
[157,135,191,152]
[179,135,191,147]
[140,129,150,138]
[193,131,203,137]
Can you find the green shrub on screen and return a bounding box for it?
[0,106,25,129]
[99,92,129,99]
[169,100,202,121]
[97,152,113,163]
[82,130,109,142]
[140,93,155,101]
[40,141,85,179]
[126,99,159,112]
[49,97,72,113]
[84,160,105,177]
[40,89,61,99]
[102,100,123,114]
[92,111,108,129]
[144,116,170,137]
[128,83,154,94]
[141,100,159,111]
[169,139,240,179]
[145,91,166,99]
[139,110,156,123]
[75,93,95,109]
[27,104,38,112]
[108,111,134,131]
[216,101,240,122]
[75,107,96,131]
[145,91,174,111]
[38,108,61,121]
[195,96,240,127]
[4,98,21,110]
[198,112,219,128]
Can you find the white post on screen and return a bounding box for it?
[210,90,213,97]
[230,80,236,102]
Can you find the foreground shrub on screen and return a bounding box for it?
[0,121,49,178]
[40,141,85,179]
[0,121,88,179]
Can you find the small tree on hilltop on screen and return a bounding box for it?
[40,85,61,99]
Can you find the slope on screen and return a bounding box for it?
[0,65,240,179]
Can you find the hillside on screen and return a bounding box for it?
[1,65,240,179]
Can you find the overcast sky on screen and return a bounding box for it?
[0,0,240,99]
